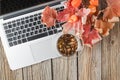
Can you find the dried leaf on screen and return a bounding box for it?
[95,19,115,36]
[82,24,102,47]
[57,6,75,22]
[103,0,120,20]
[41,6,57,27]
[71,0,82,8]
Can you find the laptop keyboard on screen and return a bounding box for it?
[3,6,64,47]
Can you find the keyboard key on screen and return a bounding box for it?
[26,20,29,23]
[17,36,21,39]
[20,26,24,29]
[40,24,43,28]
[14,32,18,36]
[52,26,55,29]
[30,15,33,18]
[9,42,13,47]
[8,25,12,28]
[27,28,30,32]
[18,40,22,44]
[48,31,53,35]
[25,16,29,19]
[38,16,41,19]
[30,32,34,35]
[5,30,11,34]
[43,28,47,32]
[18,31,22,34]
[54,29,57,34]
[12,28,15,32]
[33,22,36,25]
[31,27,35,31]
[36,26,39,29]
[35,30,38,34]
[21,21,25,24]
[22,38,27,43]
[17,22,20,26]
[4,26,8,29]
[34,14,38,16]
[34,17,38,21]
[39,29,42,33]
[16,27,20,31]
[27,32,48,41]
[26,33,30,37]
[13,37,17,40]
[23,29,26,33]
[29,23,32,27]
[7,33,13,38]
[37,21,41,24]
[13,23,16,27]
[8,38,13,42]
[22,34,25,38]
[25,24,28,28]
[30,18,33,22]
[56,24,60,28]
[13,41,17,45]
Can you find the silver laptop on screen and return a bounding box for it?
[0,0,65,70]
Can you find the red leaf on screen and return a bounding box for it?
[57,6,75,22]
[82,24,102,47]
[41,6,57,27]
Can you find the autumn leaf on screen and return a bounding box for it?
[71,0,82,8]
[103,0,120,20]
[82,24,102,47]
[57,6,75,22]
[95,19,115,36]
[41,6,57,27]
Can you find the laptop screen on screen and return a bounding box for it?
[0,0,54,16]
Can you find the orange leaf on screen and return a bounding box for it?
[71,0,82,8]
[90,0,98,6]
[95,20,115,36]
[89,5,96,13]
[103,0,120,20]
[68,15,79,23]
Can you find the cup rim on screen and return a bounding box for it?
[56,33,83,57]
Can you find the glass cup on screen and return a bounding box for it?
[56,33,84,57]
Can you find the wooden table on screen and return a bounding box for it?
[0,0,120,80]
[0,23,120,80]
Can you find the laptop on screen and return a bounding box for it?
[0,0,65,70]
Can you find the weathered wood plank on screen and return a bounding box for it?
[91,43,101,80]
[0,39,6,80]
[0,39,15,80]
[22,66,33,80]
[117,21,120,80]
[78,46,92,80]
[101,22,120,80]
[101,35,111,80]
[13,69,23,80]
[32,60,52,80]
[52,54,77,80]
[78,42,101,80]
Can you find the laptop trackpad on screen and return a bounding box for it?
[30,38,61,62]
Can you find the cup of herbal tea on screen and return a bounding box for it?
[57,33,83,57]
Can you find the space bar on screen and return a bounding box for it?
[27,33,48,41]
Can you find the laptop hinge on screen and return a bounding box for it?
[3,0,63,20]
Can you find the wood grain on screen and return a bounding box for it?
[101,22,120,80]
[78,43,101,80]
[52,55,77,80]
